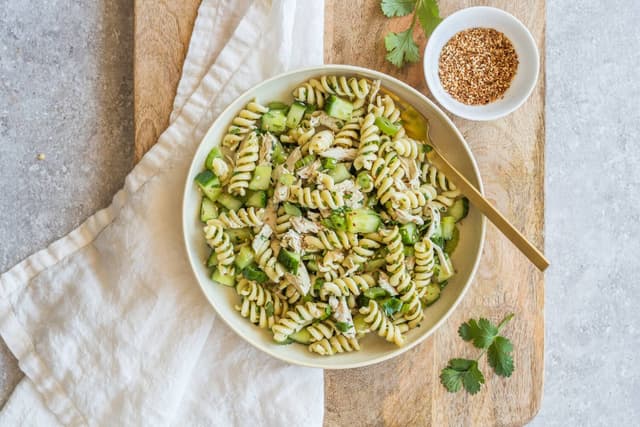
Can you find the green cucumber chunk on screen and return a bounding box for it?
[207,250,218,267]
[200,197,218,222]
[289,328,313,344]
[324,95,353,121]
[323,210,347,231]
[242,264,269,283]
[436,254,454,283]
[204,147,223,170]
[295,154,316,170]
[195,170,222,201]
[445,226,460,254]
[399,223,418,245]
[327,163,351,184]
[277,248,301,274]
[374,116,400,136]
[441,216,456,240]
[279,173,296,186]
[363,258,386,272]
[283,202,302,217]
[248,165,272,190]
[245,190,267,208]
[322,157,337,170]
[217,194,243,211]
[272,140,287,165]
[227,228,252,244]
[212,268,235,287]
[447,198,469,222]
[363,287,389,299]
[286,102,307,129]
[260,109,287,134]
[423,283,441,306]
[353,314,370,335]
[346,208,381,233]
[268,101,289,111]
[235,246,255,270]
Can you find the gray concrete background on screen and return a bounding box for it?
[1,0,638,425]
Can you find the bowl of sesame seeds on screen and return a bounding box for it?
[423,7,539,121]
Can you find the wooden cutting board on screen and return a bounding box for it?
[134,1,545,425]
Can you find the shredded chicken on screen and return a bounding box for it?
[333,297,355,338]
[210,158,230,182]
[333,179,364,208]
[378,271,399,296]
[263,201,278,231]
[290,216,320,234]
[317,147,358,161]
[259,133,275,164]
[296,160,321,180]
[252,224,272,253]
[285,263,311,296]
[285,147,302,171]
[311,111,343,132]
[281,229,302,253]
[393,209,425,225]
[400,157,420,189]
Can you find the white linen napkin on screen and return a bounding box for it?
[0,0,325,425]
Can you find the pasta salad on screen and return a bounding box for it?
[194,75,469,356]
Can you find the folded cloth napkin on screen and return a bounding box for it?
[0,0,325,425]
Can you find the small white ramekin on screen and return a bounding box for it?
[423,6,540,121]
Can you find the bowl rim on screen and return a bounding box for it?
[181,64,487,369]
[423,6,540,121]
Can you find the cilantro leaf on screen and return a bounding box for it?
[415,0,442,36]
[440,359,485,395]
[380,0,416,17]
[458,317,499,349]
[384,28,421,68]
[335,321,353,333]
[488,336,514,377]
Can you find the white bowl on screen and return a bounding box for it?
[182,65,486,369]
[423,7,540,121]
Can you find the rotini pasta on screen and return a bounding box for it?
[195,74,467,356]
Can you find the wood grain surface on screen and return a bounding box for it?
[134,1,545,425]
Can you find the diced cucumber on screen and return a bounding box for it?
[295,154,316,170]
[283,202,302,217]
[235,246,255,270]
[363,287,389,299]
[445,226,460,255]
[277,248,301,274]
[346,208,381,233]
[374,116,400,136]
[227,228,252,244]
[322,157,337,170]
[279,173,296,186]
[207,251,218,267]
[353,314,370,335]
[242,264,269,283]
[268,101,289,111]
[363,258,386,272]
[204,147,223,170]
[447,198,469,222]
[356,171,373,190]
[272,140,287,165]
[200,197,218,222]
[441,216,456,240]
[248,165,272,190]
[399,223,418,245]
[324,95,353,121]
[245,190,267,208]
[286,102,307,129]
[403,246,415,257]
[289,328,313,344]
[195,170,222,201]
[211,268,235,287]
[260,109,287,134]
[217,194,243,211]
[423,283,441,306]
[195,170,220,187]
[327,163,352,184]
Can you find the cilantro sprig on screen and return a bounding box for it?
[380,0,442,67]
[440,313,515,395]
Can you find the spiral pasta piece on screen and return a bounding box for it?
[235,278,289,317]
[222,101,268,150]
[413,238,436,290]
[303,229,358,252]
[345,238,381,267]
[204,223,235,276]
[275,205,293,236]
[235,298,276,329]
[314,76,371,99]
[393,138,423,160]
[308,130,334,154]
[288,186,346,210]
[359,300,405,346]
[371,94,401,123]
[292,82,325,108]
[209,207,265,229]
[228,133,259,197]
[354,113,380,171]
[253,234,284,283]
[320,274,374,299]
[421,163,457,192]
[309,335,361,356]
[272,301,330,342]
[396,278,424,329]
[334,116,360,148]
[381,227,406,290]
[306,320,337,342]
